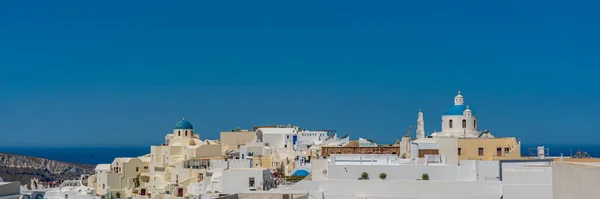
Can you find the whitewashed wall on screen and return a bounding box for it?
[553,163,600,199]
[210,160,228,169]
[316,180,502,199]
[327,165,460,180]
[229,159,252,168]
[311,159,328,181]
[261,134,286,148]
[458,160,499,181]
[501,162,553,199]
[221,169,267,194]
[433,138,459,165]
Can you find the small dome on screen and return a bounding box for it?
[174,118,194,129]
[443,105,475,115]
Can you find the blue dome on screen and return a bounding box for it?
[291,169,310,177]
[174,119,194,129]
[443,105,474,115]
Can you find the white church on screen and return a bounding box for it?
[424,91,493,138]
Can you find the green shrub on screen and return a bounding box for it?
[358,172,369,180]
[422,173,430,180]
[379,173,387,180]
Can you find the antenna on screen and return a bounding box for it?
[405,126,414,138]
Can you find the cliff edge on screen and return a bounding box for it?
[0,152,95,184]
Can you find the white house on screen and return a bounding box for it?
[255,128,296,150]
[221,168,275,194]
[296,130,330,146]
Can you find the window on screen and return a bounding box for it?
[449,120,453,128]
[185,131,188,136]
[103,184,105,189]
[458,148,462,156]
[496,148,502,156]
[178,131,181,136]
[249,177,255,187]
[136,167,139,172]
[144,166,149,169]
[284,144,287,148]
[478,147,484,156]
[474,120,477,129]
[462,119,467,128]
[504,147,510,154]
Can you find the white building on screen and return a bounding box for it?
[90,119,223,199]
[296,130,330,146]
[289,157,554,199]
[553,161,600,199]
[255,128,296,150]
[357,138,377,147]
[0,180,20,199]
[221,168,274,194]
[416,110,425,139]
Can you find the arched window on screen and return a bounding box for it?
[449,120,453,128]
[462,119,467,128]
[474,120,477,129]
[185,131,188,136]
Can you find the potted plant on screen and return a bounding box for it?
[358,172,369,180]
[421,173,430,180]
[379,173,387,180]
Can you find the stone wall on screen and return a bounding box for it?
[320,147,399,157]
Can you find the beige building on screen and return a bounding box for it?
[220,129,256,153]
[457,137,521,161]
[92,119,224,199]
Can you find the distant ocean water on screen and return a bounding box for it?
[0,146,150,165]
[519,144,600,157]
[0,144,599,165]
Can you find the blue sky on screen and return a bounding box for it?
[1,0,599,147]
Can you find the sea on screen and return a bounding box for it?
[0,144,599,165]
[0,146,150,165]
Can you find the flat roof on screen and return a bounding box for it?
[95,164,111,171]
[227,168,269,170]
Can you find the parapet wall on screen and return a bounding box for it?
[321,146,399,157]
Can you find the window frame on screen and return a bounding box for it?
[249,177,255,187]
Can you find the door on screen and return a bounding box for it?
[177,188,183,197]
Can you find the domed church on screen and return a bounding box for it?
[432,91,492,138]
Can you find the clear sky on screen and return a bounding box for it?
[1,0,599,147]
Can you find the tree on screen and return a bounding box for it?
[421,173,430,180]
[379,173,387,180]
[133,174,141,188]
[358,172,369,180]
[115,192,121,199]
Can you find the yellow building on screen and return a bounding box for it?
[457,137,521,161]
